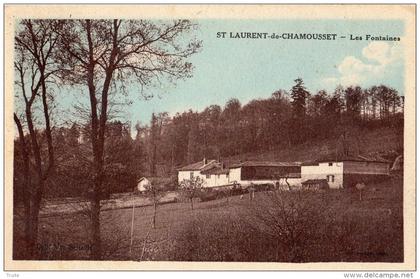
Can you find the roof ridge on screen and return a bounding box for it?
[199,159,217,169]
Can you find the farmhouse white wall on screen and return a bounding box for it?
[204,173,230,187]
[301,162,344,189]
[178,170,205,184]
[178,170,230,188]
[228,168,241,183]
[218,174,230,186]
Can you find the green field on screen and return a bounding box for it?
[14,175,403,262]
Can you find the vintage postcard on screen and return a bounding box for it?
[3,4,416,271]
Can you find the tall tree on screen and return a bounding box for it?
[58,19,201,259]
[14,19,60,258]
[290,78,310,119]
[308,90,329,139]
[201,105,222,158]
[268,89,292,147]
[13,114,31,256]
[290,78,310,144]
[149,113,158,176]
[389,88,401,116]
[222,98,242,155]
[308,90,328,118]
[344,86,363,121]
[187,115,200,163]
[374,85,401,121]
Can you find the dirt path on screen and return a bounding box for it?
[15,192,179,218]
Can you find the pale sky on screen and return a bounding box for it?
[57,19,405,130]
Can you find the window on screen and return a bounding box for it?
[206,174,210,179]
[190,172,194,179]
[327,175,335,182]
[328,162,333,166]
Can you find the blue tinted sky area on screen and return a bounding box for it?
[60,19,405,128]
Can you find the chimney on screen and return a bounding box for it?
[203,158,207,165]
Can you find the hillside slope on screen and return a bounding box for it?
[223,126,403,164]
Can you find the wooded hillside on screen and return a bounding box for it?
[14,79,404,199]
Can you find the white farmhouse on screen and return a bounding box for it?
[177,158,223,187]
[178,160,302,189]
[301,155,391,189]
[177,155,391,190]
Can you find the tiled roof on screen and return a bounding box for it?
[201,168,230,175]
[201,161,221,172]
[317,154,391,164]
[138,177,148,182]
[301,154,391,166]
[177,160,218,171]
[228,161,301,168]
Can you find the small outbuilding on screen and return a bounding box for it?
[137,177,174,193]
[137,177,150,192]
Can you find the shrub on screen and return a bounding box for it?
[198,189,219,202]
[167,191,335,262]
[170,190,384,262]
[167,211,275,261]
[179,177,204,210]
[245,190,335,262]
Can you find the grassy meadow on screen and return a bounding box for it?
[13,175,403,262]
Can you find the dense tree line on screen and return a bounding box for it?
[14,79,403,202]
[137,79,403,172]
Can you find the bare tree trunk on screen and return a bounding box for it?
[24,105,46,259]
[85,19,102,260]
[150,114,158,176]
[171,144,175,172]
[153,202,157,229]
[58,18,199,259]
[86,19,119,260]
[14,20,57,260]
[285,177,291,191]
[90,184,102,259]
[226,189,230,203]
[14,114,32,256]
[40,73,54,177]
[151,142,157,176]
